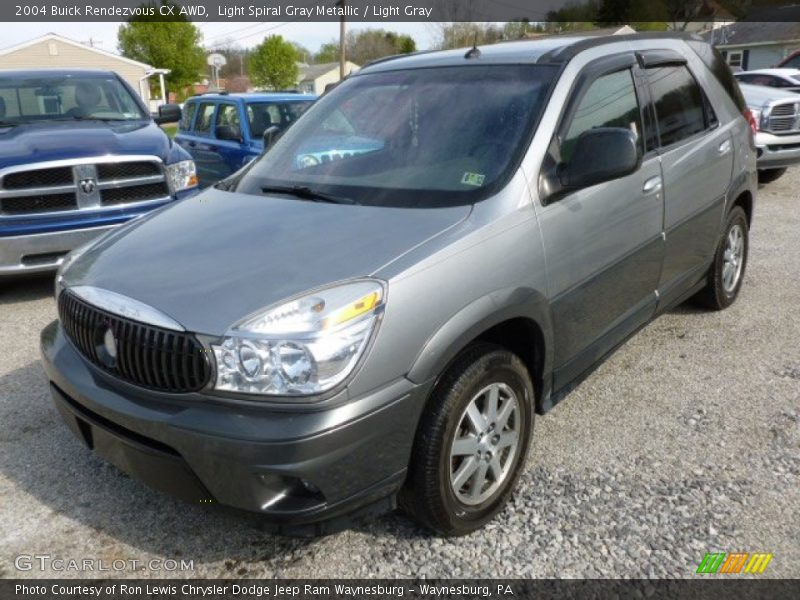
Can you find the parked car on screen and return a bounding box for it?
[175,92,316,187]
[776,49,800,69]
[43,34,756,536]
[734,69,800,93]
[738,82,800,183]
[0,70,197,276]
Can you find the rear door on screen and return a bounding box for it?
[641,55,734,307]
[537,54,665,389]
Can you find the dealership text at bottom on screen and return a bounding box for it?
[15,584,510,597]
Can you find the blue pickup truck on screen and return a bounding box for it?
[0,69,197,276]
[175,92,316,187]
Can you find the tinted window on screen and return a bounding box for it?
[783,55,800,69]
[647,66,706,147]
[246,101,312,138]
[195,103,215,134]
[687,41,747,113]
[215,103,241,138]
[561,69,641,162]
[179,102,197,130]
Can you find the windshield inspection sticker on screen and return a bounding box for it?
[461,172,486,187]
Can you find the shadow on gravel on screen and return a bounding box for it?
[0,273,55,304]
[0,361,319,572]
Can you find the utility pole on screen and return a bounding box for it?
[336,0,346,79]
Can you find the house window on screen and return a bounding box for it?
[727,50,744,68]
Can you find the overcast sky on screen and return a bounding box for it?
[0,21,441,55]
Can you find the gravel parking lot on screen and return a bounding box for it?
[1,171,798,580]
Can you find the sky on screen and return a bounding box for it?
[0,21,440,55]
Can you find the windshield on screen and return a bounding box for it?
[0,74,147,123]
[246,101,314,138]
[233,65,557,207]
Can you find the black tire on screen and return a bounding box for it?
[400,344,534,536]
[694,206,749,310]
[758,168,787,184]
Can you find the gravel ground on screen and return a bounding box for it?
[0,171,798,579]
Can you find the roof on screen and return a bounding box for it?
[360,32,701,74]
[736,68,800,77]
[188,92,317,102]
[702,22,800,47]
[298,62,359,82]
[0,33,154,70]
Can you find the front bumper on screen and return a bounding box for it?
[755,130,800,169]
[40,320,430,533]
[0,224,117,276]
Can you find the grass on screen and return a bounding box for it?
[160,124,178,138]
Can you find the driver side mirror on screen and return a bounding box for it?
[155,103,181,125]
[262,125,283,153]
[558,127,641,190]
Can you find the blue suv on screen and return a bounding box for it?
[175,92,316,187]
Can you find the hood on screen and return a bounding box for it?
[0,120,171,169]
[738,83,800,108]
[65,189,471,335]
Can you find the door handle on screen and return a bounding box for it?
[642,176,662,195]
[718,139,732,155]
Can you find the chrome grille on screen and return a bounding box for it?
[58,291,211,393]
[764,102,800,134]
[0,158,169,216]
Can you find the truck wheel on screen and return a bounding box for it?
[695,206,749,311]
[401,344,533,536]
[757,168,786,184]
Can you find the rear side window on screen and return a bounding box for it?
[561,69,642,162]
[646,66,705,147]
[195,102,216,135]
[687,40,747,113]
[180,102,197,131]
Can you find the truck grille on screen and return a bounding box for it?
[0,158,169,216]
[764,102,800,134]
[58,291,211,393]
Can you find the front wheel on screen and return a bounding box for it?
[400,344,534,535]
[694,206,749,310]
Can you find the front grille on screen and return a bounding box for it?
[58,291,211,393]
[0,192,77,214]
[101,182,170,205]
[2,167,74,189]
[97,162,161,180]
[0,158,168,216]
[765,102,800,134]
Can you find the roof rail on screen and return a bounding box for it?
[537,31,704,64]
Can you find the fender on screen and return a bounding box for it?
[406,286,556,412]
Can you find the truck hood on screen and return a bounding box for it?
[65,189,471,335]
[738,83,800,108]
[0,120,170,169]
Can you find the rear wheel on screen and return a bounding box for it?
[694,206,749,310]
[400,344,534,536]
[757,168,787,184]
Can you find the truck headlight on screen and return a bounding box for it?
[165,160,198,192]
[212,280,385,397]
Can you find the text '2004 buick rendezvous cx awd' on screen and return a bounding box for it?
[42,33,757,536]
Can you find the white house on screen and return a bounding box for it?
[297,61,360,95]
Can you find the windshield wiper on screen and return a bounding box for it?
[261,185,354,205]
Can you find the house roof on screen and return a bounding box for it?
[298,62,360,82]
[702,22,800,48]
[525,25,636,39]
[0,33,154,70]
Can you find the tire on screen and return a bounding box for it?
[758,168,787,184]
[694,206,749,310]
[400,344,534,536]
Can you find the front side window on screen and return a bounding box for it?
[647,66,706,147]
[180,102,197,131]
[232,65,557,207]
[215,103,241,138]
[194,103,216,135]
[561,69,642,162]
[0,74,146,123]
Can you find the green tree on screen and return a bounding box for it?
[313,30,416,65]
[248,35,300,90]
[313,42,339,64]
[117,2,204,94]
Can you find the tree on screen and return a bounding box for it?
[312,29,416,65]
[434,23,505,50]
[314,42,339,64]
[117,2,204,94]
[248,35,299,91]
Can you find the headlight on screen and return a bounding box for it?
[165,160,198,192]
[213,280,385,397]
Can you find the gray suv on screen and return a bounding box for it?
[42,33,757,536]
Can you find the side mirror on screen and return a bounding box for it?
[216,124,242,142]
[559,127,640,190]
[262,125,283,152]
[155,103,181,125]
